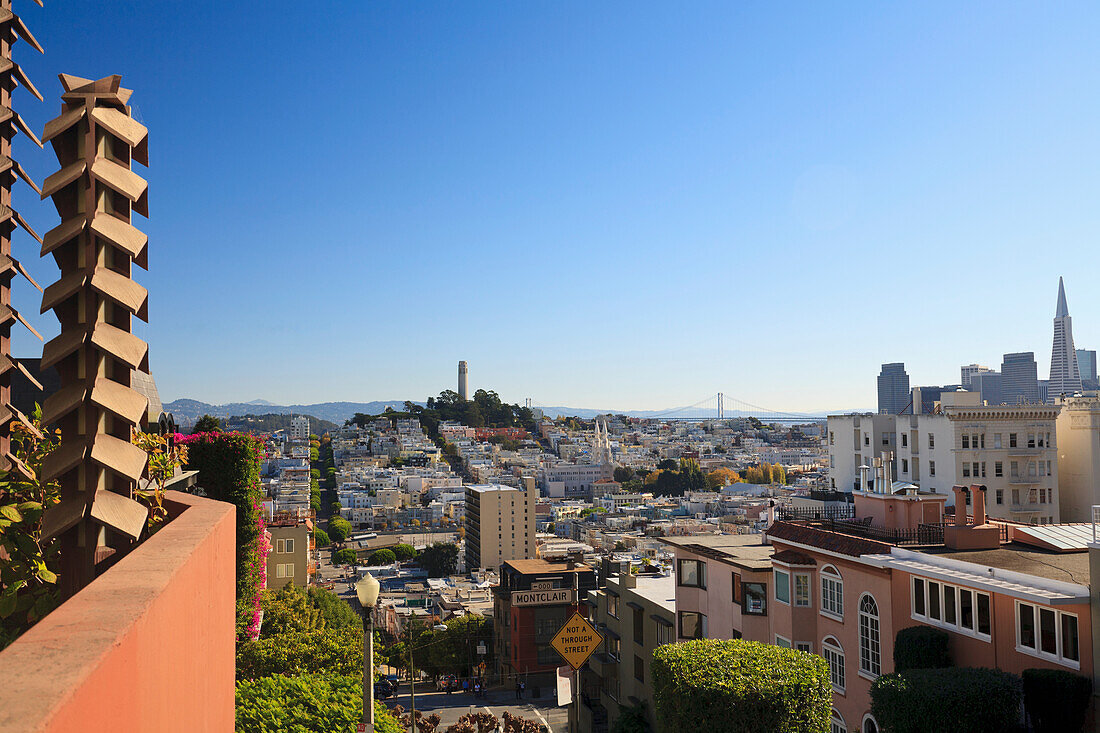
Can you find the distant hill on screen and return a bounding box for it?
[226,413,341,435]
[163,399,417,426]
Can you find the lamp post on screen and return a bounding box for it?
[356,573,381,732]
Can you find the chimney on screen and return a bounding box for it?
[971,484,987,526]
[951,486,968,525]
[766,499,776,528]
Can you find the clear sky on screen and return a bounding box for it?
[10,2,1100,412]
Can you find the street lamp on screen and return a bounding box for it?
[356,573,381,732]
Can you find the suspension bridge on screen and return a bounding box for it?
[527,393,825,424]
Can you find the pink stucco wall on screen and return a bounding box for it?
[0,491,236,733]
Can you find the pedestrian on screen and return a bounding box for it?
[515,681,522,700]
[463,678,469,695]
[474,681,481,697]
[520,681,526,698]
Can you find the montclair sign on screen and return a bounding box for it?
[511,589,574,606]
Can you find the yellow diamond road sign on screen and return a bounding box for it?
[551,612,603,670]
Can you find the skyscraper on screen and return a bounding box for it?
[1000,352,1040,404]
[1048,277,1082,401]
[877,363,909,415]
[1076,349,1097,382]
[960,364,991,388]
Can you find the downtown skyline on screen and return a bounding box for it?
[7,2,1099,412]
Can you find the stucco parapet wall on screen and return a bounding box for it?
[0,490,236,733]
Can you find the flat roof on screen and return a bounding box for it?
[607,574,675,612]
[659,534,775,570]
[503,559,591,574]
[926,544,1090,586]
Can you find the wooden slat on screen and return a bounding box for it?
[41,160,85,199]
[40,499,86,541]
[90,267,147,316]
[90,214,147,262]
[40,382,86,426]
[41,329,86,370]
[42,216,86,256]
[90,107,147,148]
[89,433,148,481]
[90,378,148,424]
[90,322,148,368]
[90,158,146,202]
[41,440,87,482]
[41,270,85,313]
[42,105,85,144]
[89,489,147,540]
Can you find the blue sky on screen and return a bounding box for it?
[10,2,1100,411]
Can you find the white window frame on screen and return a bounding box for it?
[820,565,843,621]
[1014,601,1080,669]
[911,576,991,642]
[830,710,846,733]
[794,572,811,607]
[862,713,880,733]
[795,641,813,653]
[284,538,294,554]
[858,593,881,679]
[775,635,791,649]
[775,569,791,605]
[822,637,845,694]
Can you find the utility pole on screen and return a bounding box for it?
[571,572,580,733]
[408,623,416,725]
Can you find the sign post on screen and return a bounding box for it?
[550,578,602,733]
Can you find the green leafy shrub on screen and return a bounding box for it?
[368,548,397,565]
[893,626,950,672]
[651,639,830,733]
[611,701,651,733]
[314,529,331,547]
[237,629,363,679]
[1023,668,1092,733]
[871,667,1021,733]
[235,673,401,733]
[334,548,358,566]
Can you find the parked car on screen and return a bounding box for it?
[374,680,394,699]
[436,674,456,691]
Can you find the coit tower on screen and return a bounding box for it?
[458,361,468,401]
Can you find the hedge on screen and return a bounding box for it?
[893,626,950,672]
[1023,668,1092,733]
[871,667,1021,733]
[182,432,264,628]
[651,639,831,733]
[236,673,401,733]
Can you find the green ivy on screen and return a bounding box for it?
[651,639,831,733]
[1022,668,1092,733]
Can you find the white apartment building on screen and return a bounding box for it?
[830,391,1061,523]
[1055,395,1100,523]
[288,416,310,441]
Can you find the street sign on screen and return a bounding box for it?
[356,724,367,733]
[550,612,603,670]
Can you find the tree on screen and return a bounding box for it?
[192,414,222,433]
[237,628,364,678]
[652,639,830,733]
[706,468,739,489]
[613,466,635,483]
[368,549,397,566]
[657,459,678,471]
[314,529,331,548]
[418,543,458,578]
[328,518,352,543]
[392,544,417,561]
[610,701,650,733]
[422,616,494,678]
[334,548,358,566]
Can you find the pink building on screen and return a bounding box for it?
[664,484,1098,733]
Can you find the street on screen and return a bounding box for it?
[383,687,568,733]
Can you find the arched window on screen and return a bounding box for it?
[821,565,843,618]
[862,713,879,733]
[830,709,846,733]
[859,594,881,676]
[822,636,845,693]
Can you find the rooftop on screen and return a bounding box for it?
[659,533,776,570]
[503,559,592,574]
[928,544,1090,586]
[606,573,675,612]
